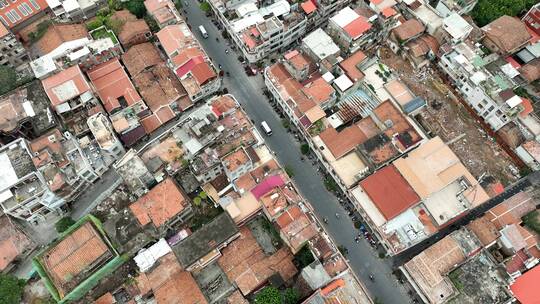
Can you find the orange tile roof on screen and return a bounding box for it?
[139,253,208,304]
[339,50,367,82]
[121,42,162,76]
[343,17,372,39]
[301,0,317,14]
[359,164,420,220]
[319,125,367,159]
[466,216,500,247]
[223,148,251,172]
[94,292,114,304]
[156,24,192,57]
[140,105,175,134]
[218,226,297,295]
[510,264,540,304]
[171,47,204,67]
[302,77,335,105]
[34,23,88,56]
[393,19,425,41]
[0,21,8,38]
[275,205,318,252]
[320,278,345,296]
[130,178,188,227]
[42,65,91,106]
[191,61,216,85]
[87,58,142,113]
[285,50,311,71]
[42,222,110,295]
[483,15,532,54]
[485,191,535,229]
[381,7,397,18]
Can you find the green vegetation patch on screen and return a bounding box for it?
[471,0,538,27]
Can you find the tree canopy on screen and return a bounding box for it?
[254,287,281,304]
[123,0,146,18]
[55,217,76,233]
[0,66,17,96]
[471,0,538,27]
[0,274,26,304]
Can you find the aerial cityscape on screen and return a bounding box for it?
[0,0,539,303]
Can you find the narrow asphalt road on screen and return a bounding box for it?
[181,2,411,303]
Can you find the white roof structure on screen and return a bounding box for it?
[322,72,335,83]
[134,238,172,272]
[302,28,340,61]
[330,7,359,28]
[442,13,472,40]
[62,0,80,12]
[334,74,353,92]
[506,95,523,108]
[0,152,17,192]
[231,0,289,33]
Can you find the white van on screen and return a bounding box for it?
[261,121,272,136]
[199,25,208,38]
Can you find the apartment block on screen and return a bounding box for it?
[45,0,105,22]
[0,22,28,69]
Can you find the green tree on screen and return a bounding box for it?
[294,245,315,269]
[193,197,202,206]
[472,0,538,27]
[199,1,211,12]
[55,217,76,233]
[284,165,294,178]
[0,66,17,95]
[199,191,208,199]
[254,286,281,304]
[123,0,146,18]
[0,274,26,304]
[300,144,309,155]
[282,288,300,304]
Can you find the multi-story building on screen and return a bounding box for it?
[0,0,48,32]
[87,112,126,163]
[439,42,528,130]
[156,23,220,102]
[144,0,181,28]
[209,0,307,63]
[428,0,478,17]
[523,2,540,36]
[114,149,156,197]
[45,0,105,22]
[482,15,532,57]
[41,65,101,137]
[302,0,352,32]
[326,6,377,54]
[30,23,122,79]
[0,22,28,69]
[0,138,66,223]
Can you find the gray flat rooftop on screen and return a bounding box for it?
[172,213,239,268]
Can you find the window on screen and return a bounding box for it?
[0,16,7,25]
[29,0,39,9]
[18,4,29,16]
[10,9,21,20]
[5,10,16,22]
[21,2,32,13]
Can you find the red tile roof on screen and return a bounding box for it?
[42,65,91,106]
[87,58,142,113]
[381,7,397,18]
[359,164,420,220]
[319,125,367,159]
[510,265,540,304]
[34,23,88,56]
[140,106,175,133]
[344,17,372,39]
[301,0,317,14]
[339,50,367,82]
[130,178,188,227]
[42,222,110,294]
[0,0,48,29]
[320,278,345,296]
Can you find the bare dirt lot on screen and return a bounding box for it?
[379,47,518,187]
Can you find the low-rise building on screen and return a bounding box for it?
[441,13,473,45]
[33,215,124,303]
[144,0,181,28]
[388,19,426,53]
[482,15,532,56]
[41,65,100,137]
[114,149,157,197]
[0,22,28,69]
[87,112,125,162]
[302,271,372,304]
[110,10,152,49]
[45,0,105,22]
[0,80,57,144]
[171,212,240,271]
[87,57,148,146]
[130,178,193,230]
[156,23,220,102]
[511,265,540,304]
[301,28,341,64]
[275,204,319,253]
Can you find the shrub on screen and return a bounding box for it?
[55,217,76,233]
[300,144,310,155]
[284,165,294,177]
[199,1,211,12]
[282,288,300,304]
[254,287,281,304]
[0,274,25,304]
